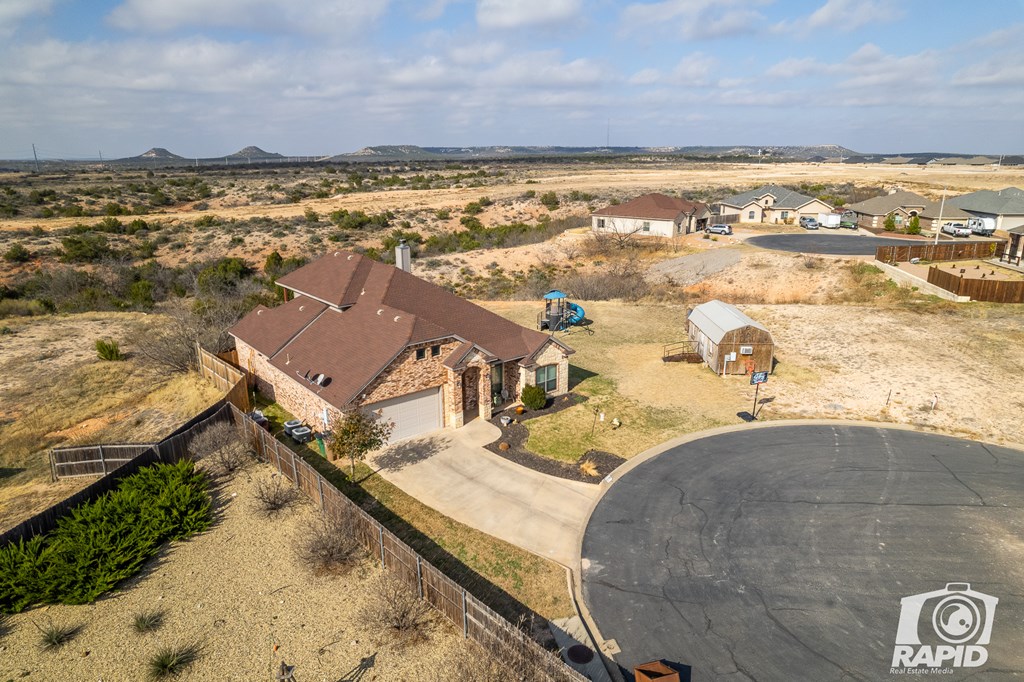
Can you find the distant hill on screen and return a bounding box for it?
[225,146,283,160]
[132,147,184,160]
[332,144,862,161]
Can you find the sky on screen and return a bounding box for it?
[1,0,1022,159]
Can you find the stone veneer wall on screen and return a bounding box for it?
[519,341,570,396]
[359,338,462,425]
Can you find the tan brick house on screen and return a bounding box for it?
[228,250,573,442]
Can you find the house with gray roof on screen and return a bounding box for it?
[949,187,1024,232]
[716,185,832,225]
[844,190,971,231]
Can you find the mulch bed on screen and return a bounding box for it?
[483,393,626,484]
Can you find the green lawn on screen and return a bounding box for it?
[255,398,572,622]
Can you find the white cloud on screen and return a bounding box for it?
[629,68,661,85]
[620,0,768,40]
[107,0,389,36]
[669,52,715,85]
[0,0,52,37]
[481,51,605,88]
[777,0,902,34]
[476,0,582,29]
[952,53,1024,87]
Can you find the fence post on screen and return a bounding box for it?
[378,526,385,566]
[98,445,107,476]
[416,556,423,598]
[317,476,324,510]
[462,589,469,638]
[289,450,299,485]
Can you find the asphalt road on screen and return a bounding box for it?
[747,233,926,254]
[581,425,1024,681]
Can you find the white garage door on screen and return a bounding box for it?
[365,387,442,443]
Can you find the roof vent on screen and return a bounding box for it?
[347,254,354,260]
[377,309,384,315]
[256,309,262,315]
[361,288,365,296]
[393,316,401,322]
[334,252,339,256]
[299,305,305,311]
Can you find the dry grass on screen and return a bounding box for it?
[0,312,223,532]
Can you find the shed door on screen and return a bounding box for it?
[365,387,442,443]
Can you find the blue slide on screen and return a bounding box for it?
[566,302,585,326]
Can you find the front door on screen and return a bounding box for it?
[490,363,504,407]
[462,367,479,420]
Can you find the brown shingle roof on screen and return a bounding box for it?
[592,193,708,221]
[230,251,572,408]
[227,297,326,357]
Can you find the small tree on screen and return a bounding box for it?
[883,213,897,232]
[3,243,31,263]
[539,191,560,211]
[329,410,394,478]
[907,215,921,235]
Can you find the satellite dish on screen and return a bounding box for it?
[313,373,325,385]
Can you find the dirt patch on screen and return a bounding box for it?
[0,465,459,681]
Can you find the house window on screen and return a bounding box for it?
[895,215,904,224]
[535,365,557,393]
[431,345,441,357]
[642,221,650,232]
[415,348,426,361]
[781,211,789,219]
[596,218,605,228]
[748,210,756,220]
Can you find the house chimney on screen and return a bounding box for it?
[396,239,411,273]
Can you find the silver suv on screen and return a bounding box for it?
[707,224,732,235]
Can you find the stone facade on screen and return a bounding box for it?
[519,340,570,396]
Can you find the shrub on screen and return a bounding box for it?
[883,214,897,232]
[253,474,300,516]
[95,338,124,361]
[358,571,433,648]
[35,619,81,651]
[539,191,559,211]
[463,201,483,215]
[299,515,364,576]
[133,610,165,634]
[0,460,211,613]
[60,233,113,262]
[907,215,921,235]
[189,422,249,477]
[148,643,201,679]
[521,384,547,410]
[3,242,32,263]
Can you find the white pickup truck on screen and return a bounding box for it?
[942,222,972,238]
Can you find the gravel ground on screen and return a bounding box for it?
[0,465,459,682]
[647,246,744,285]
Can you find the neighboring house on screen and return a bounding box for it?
[844,190,972,231]
[687,300,774,376]
[716,185,832,224]
[229,249,573,443]
[591,193,711,237]
[929,156,997,166]
[948,187,1024,232]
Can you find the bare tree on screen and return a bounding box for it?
[188,421,249,477]
[358,570,433,648]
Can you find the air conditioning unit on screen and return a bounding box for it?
[739,345,754,355]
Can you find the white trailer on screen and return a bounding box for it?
[967,217,996,236]
[817,213,841,229]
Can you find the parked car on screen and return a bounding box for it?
[799,216,819,230]
[707,224,732,235]
[942,222,972,238]
[839,219,858,229]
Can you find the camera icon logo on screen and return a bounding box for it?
[892,583,998,669]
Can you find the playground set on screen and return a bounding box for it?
[538,290,588,333]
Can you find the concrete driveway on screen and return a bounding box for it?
[367,419,599,566]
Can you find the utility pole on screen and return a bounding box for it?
[98,150,103,163]
[606,119,610,148]
[31,143,40,172]
[933,185,947,246]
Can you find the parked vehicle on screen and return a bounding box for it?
[817,213,841,229]
[799,216,819,230]
[942,222,972,238]
[840,211,859,229]
[707,224,732,235]
[967,217,996,236]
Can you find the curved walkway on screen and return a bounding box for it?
[367,419,599,566]
[579,423,1024,680]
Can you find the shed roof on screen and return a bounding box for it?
[688,300,770,345]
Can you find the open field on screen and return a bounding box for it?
[0,464,462,681]
[486,298,1024,462]
[0,313,222,532]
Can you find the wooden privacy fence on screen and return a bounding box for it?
[233,405,588,682]
[927,267,1024,303]
[50,443,156,479]
[875,240,1005,264]
[3,402,233,546]
[197,344,250,412]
